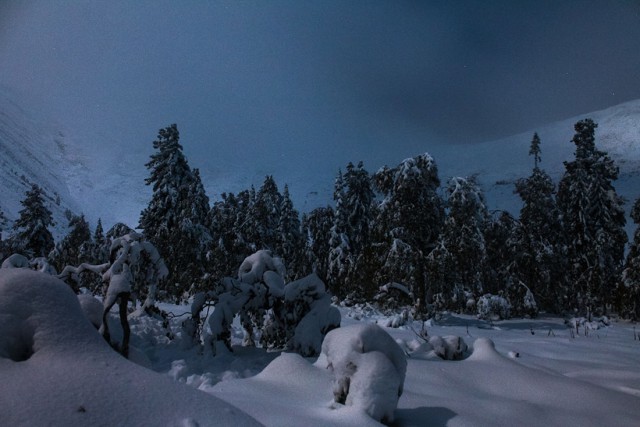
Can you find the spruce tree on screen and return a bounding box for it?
[513,134,565,312]
[374,153,444,309]
[620,198,640,320]
[252,176,282,251]
[557,119,626,315]
[277,184,303,279]
[0,208,7,261]
[327,170,352,298]
[50,213,92,272]
[301,206,334,283]
[342,162,376,300]
[12,184,55,258]
[432,177,488,312]
[139,124,211,300]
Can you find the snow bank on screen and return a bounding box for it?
[1,253,29,269]
[318,323,407,423]
[0,268,260,426]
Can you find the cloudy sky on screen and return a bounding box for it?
[1,0,640,210]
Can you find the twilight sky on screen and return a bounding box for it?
[1,0,640,211]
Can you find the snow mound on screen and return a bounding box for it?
[0,268,260,426]
[318,323,407,423]
[77,293,103,329]
[1,254,30,269]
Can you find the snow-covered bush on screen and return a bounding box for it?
[205,250,340,357]
[477,294,511,320]
[283,273,341,356]
[399,334,469,361]
[427,335,468,360]
[319,323,407,423]
[57,232,169,357]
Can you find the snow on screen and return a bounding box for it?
[0,268,260,426]
[2,268,640,425]
[318,323,408,423]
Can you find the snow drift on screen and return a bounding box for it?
[0,268,260,426]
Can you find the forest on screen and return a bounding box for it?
[1,118,639,327]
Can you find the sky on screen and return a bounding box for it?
[1,0,640,211]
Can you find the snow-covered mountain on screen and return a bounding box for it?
[0,88,94,239]
[2,86,640,238]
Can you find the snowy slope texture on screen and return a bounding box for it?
[0,268,260,426]
[2,84,639,228]
[0,87,92,238]
[434,99,640,214]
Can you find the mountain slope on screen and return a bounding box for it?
[1,88,639,239]
[0,88,94,239]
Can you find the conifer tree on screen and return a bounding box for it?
[513,134,565,312]
[0,208,7,242]
[252,176,282,251]
[430,177,488,312]
[12,184,55,258]
[50,213,92,273]
[327,170,352,298]
[139,124,211,300]
[374,153,444,309]
[301,206,334,283]
[620,198,640,320]
[557,119,626,315]
[0,208,8,261]
[277,184,303,279]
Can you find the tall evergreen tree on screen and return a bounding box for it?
[374,153,444,309]
[620,198,640,320]
[50,213,92,273]
[252,176,282,251]
[12,184,55,258]
[429,177,488,312]
[139,124,211,300]
[557,119,626,315]
[327,169,352,298]
[301,206,334,283]
[0,208,8,261]
[277,184,303,279]
[512,134,565,312]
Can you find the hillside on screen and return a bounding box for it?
[1,88,639,236]
[0,88,92,238]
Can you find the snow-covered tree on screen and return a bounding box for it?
[301,206,334,283]
[12,184,55,258]
[512,134,565,312]
[251,175,283,251]
[277,184,304,280]
[204,250,340,357]
[327,162,376,300]
[620,198,640,320]
[557,119,626,315]
[327,170,352,298]
[428,176,488,312]
[139,124,211,300]
[0,208,8,261]
[50,213,92,273]
[373,153,444,309]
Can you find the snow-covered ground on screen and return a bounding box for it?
[2,268,639,426]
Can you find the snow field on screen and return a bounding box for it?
[2,268,640,426]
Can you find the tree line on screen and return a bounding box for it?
[2,120,639,320]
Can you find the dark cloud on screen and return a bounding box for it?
[1,0,639,180]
